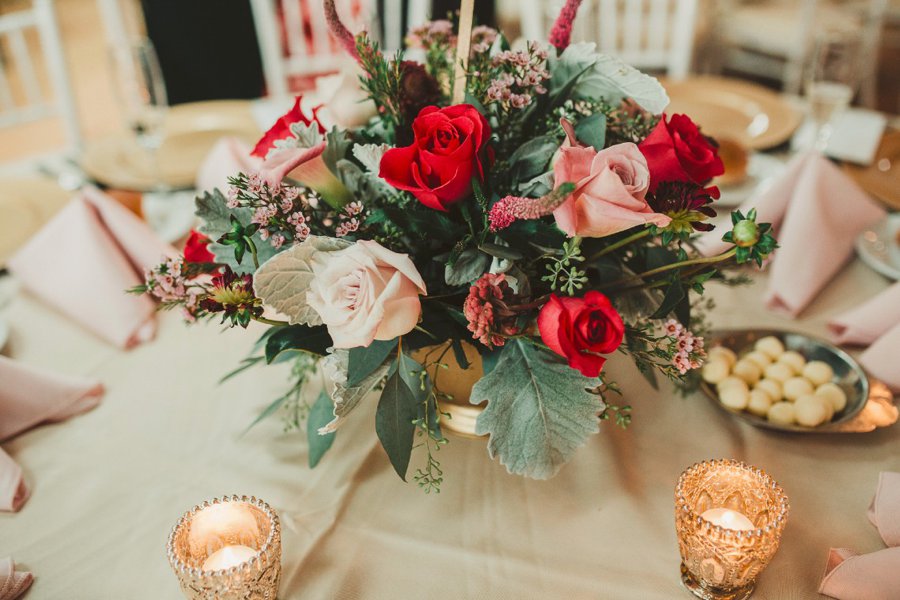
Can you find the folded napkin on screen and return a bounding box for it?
[829,282,900,346]
[7,186,174,348]
[820,472,900,600]
[0,355,103,512]
[195,137,260,194]
[0,558,32,600]
[857,323,900,393]
[697,152,886,316]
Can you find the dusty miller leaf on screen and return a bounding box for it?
[470,339,605,479]
[549,42,669,115]
[319,348,389,434]
[195,189,278,271]
[253,235,352,326]
[352,143,391,174]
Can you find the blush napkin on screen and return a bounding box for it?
[0,558,32,600]
[0,355,103,512]
[195,137,260,194]
[820,472,900,600]
[7,186,174,348]
[697,151,886,316]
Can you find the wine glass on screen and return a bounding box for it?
[109,39,169,188]
[804,29,863,153]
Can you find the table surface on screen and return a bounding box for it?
[0,238,897,599]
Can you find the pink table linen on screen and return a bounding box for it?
[7,187,174,349]
[857,323,900,392]
[820,472,900,600]
[0,355,103,512]
[195,137,260,194]
[829,282,900,346]
[0,558,32,600]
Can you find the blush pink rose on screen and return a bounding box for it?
[552,142,671,238]
[307,240,427,348]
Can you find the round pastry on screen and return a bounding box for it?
[755,378,783,402]
[803,361,834,386]
[747,389,773,417]
[795,394,831,427]
[733,359,762,385]
[816,382,847,413]
[755,336,785,359]
[717,376,749,394]
[778,350,807,375]
[783,377,815,402]
[744,351,773,370]
[720,387,750,410]
[702,360,731,384]
[708,346,737,368]
[764,362,794,384]
[767,402,796,425]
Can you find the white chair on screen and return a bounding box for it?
[0,0,81,153]
[519,0,699,79]
[250,0,431,99]
[717,0,887,106]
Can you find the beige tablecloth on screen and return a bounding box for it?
[0,258,897,600]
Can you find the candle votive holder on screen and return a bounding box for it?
[675,459,789,600]
[166,495,281,600]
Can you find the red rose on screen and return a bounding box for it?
[183,230,215,263]
[537,291,625,377]
[638,114,724,191]
[379,104,492,211]
[251,96,325,159]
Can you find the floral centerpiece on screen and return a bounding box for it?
[138,0,775,490]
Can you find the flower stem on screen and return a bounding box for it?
[602,248,738,291]
[588,228,651,261]
[245,235,260,270]
[253,316,289,327]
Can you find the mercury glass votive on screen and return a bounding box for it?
[166,495,281,600]
[674,459,789,600]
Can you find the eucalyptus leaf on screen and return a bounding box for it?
[320,349,389,434]
[575,112,607,151]
[478,242,523,262]
[471,339,605,479]
[445,248,490,287]
[347,338,397,387]
[508,136,558,186]
[650,280,686,321]
[376,361,419,480]
[307,390,336,468]
[265,325,333,363]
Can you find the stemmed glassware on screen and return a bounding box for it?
[109,38,169,189]
[804,29,863,153]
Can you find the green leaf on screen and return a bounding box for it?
[321,127,352,173]
[444,248,490,287]
[307,391,336,468]
[650,280,686,320]
[470,339,605,479]
[507,136,558,186]
[347,339,396,387]
[450,338,471,371]
[244,394,288,434]
[479,345,503,375]
[376,361,419,480]
[195,189,278,272]
[574,112,607,150]
[265,325,332,363]
[478,242,523,261]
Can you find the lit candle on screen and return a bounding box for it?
[187,502,260,557]
[202,544,257,571]
[700,507,755,531]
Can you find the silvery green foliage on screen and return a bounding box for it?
[253,235,352,326]
[273,121,324,151]
[549,42,669,115]
[470,339,606,479]
[319,348,389,434]
[194,190,279,271]
[352,143,391,174]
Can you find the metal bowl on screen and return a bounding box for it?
[700,328,869,433]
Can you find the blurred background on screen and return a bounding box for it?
[0,0,898,257]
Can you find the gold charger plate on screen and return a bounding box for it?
[663,76,802,150]
[81,100,261,192]
[0,177,71,265]
[843,130,900,211]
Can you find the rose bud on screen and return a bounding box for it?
[732,219,761,247]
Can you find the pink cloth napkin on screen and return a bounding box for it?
[829,282,900,346]
[8,186,174,348]
[0,558,32,600]
[697,152,886,316]
[820,472,900,600]
[857,322,900,393]
[0,355,103,512]
[195,137,261,193]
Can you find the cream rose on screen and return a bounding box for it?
[307,240,427,348]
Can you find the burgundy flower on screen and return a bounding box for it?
[463,273,519,349]
[647,181,718,232]
[398,61,442,125]
[199,267,262,327]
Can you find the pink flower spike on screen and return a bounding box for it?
[324,0,361,64]
[488,184,576,232]
[548,0,584,52]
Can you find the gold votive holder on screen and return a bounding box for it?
[675,459,789,600]
[166,495,281,600]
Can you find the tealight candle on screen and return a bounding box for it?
[675,459,789,600]
[167,495,281,600]
[700,508,755,531]
[202,544,257,571]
